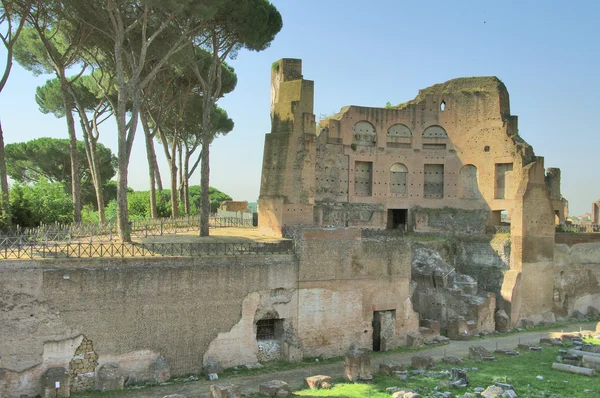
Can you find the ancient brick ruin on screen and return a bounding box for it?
[258,58,577,345]
[1,58,598,398]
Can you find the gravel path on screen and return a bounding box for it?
[74,322,596,398]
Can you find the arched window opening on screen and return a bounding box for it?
[352,121,377,147]
[459,164,480,199]
[440,101,446,111]
[423,125,448,138]
[390,163,408,194]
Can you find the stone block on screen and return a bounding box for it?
[448,317,470,340]
[344,347,371,381]
[442,356,463,365]
[407,331,425,347]
[210,382,241,398]
[502,390,517,398]
[469,345,491,360]
[150,355,171,383]
[95,363,124,391]
[379,361,404,375]
[411,354,435,370]
[540,337,562,346]
[281,342,303,362]
[204,357,224,375]
[596,322,600,332]
[433,335,450,345]
[494,310,510,332]
[259,380,291,396]
[305,375,332,390]
[519,318,534,329]
[419,327,439,342]
[481,385,504,397]
[41,367,70,398]
[572,310,586,320]
[420,319,441,334]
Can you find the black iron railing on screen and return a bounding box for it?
[0,240,294,260]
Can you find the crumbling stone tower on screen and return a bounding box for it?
[259,59,316,235]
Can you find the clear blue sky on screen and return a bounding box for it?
[0,0,598,216]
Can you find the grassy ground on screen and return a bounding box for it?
[290,345,597,398]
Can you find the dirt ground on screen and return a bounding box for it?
[72,323,597,398]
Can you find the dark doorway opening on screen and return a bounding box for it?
[387,209,408,230]
[372,313,381,352]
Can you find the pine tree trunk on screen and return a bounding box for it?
[169,138,179,218]
[59,74,81,223]
[183,151,190,215]
[0,121,11,223]
[141,113,158,219]
[90,140,105,223]
[199,134,211,236]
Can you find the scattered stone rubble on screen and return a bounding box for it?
[259,380,291,396]
[210,382,241,398]
[305,375,332,390]
[344,346,372,382]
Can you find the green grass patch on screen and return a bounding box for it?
[293,346,598,398]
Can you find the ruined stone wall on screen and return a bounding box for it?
[259,59,316,235]
[553,242,600,316]
[0,256,297,397]
[0,228,420,397]
[296,229,418,357]
[315,77,536,232]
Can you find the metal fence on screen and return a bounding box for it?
[0,216,254,243]
[0,240,295,260]
[556,224,600,233]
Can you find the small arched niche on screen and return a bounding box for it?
[459,164,480,199]
[352,121,377,147]
[387,123,412,148]
[390,163,408,194]
[423,125,448,138]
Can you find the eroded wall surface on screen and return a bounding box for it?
[296,229,418,357]
[0,229,419,397]
[554,242,600,316]
[0,256,297,397]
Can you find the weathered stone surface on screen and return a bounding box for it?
[407,331,425,347]
[451,368,468,382]
[95,363,124,391]
[305,375,332,390]
[379,361,405,375]
[481,385,504,397]
[391,391,419,398]
[124,375,137,387]
[448,317,470,340]
[204,357,224,375]
[420,319,441,334]
[540,337,562,346]
[41,367,70,398]
[572,310,586,320]
[596,322,600,332]
[588,306,600,318]
[442,356,463,365]
[434,335,451,345]
[210,382,241,398]
[502,391,517,398]
[344,347,371,381]
[259,380,291,397]
[519,318,534,329]
[495,310,510,332]
[411,354,435,370]
[469,345,491,360]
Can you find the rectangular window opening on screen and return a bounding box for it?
[256,319,284,341]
